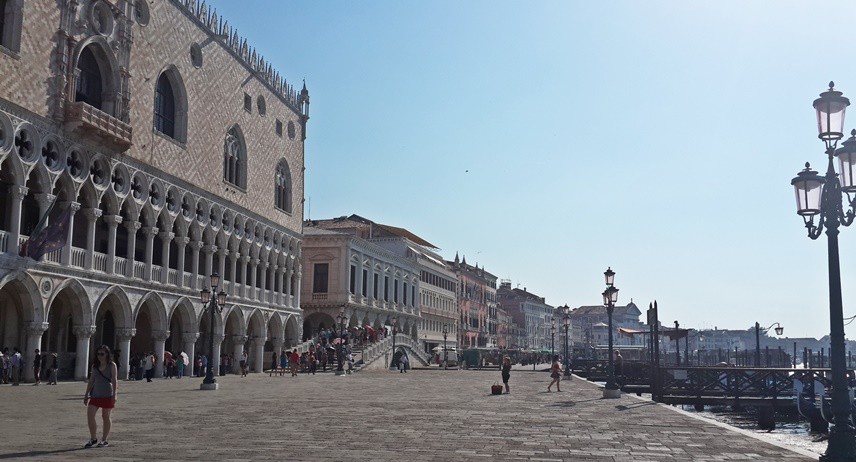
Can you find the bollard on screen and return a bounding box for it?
[694,403,704,412]
[757,406,775,430]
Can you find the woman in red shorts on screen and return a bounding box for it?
[83,345,118,448]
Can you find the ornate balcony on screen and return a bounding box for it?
[64,101,132,151]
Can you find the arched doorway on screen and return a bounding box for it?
[285,316,299,348]
[43,282,90,380]
[302,311,335,342]
[246,310,266,372]
[222,308,245,374]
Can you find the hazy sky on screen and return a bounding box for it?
[215,1,856,338]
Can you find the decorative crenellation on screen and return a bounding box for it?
[172,0,307,111]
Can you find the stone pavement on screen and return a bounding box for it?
[0,367,814,461]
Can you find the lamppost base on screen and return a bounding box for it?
[335,369,345,376]
[602,387,621,399]
[819,426,856,462]
[200,382,219,391]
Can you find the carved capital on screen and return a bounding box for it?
[25,322,49,335]
[34,193,56,208]
[212,333,225,343]
[240,255,251,264]
[142,226,159,238]
[253,336,267,346]
[176,236,190,246]
[182,332,200,343]
[116,328,136,340]
[152,330,171,342]
[158,231,175,241]
[10,185,28,200]
[73,325,97,337]
[231,334,248,343]
[103,214,123,225]
[61,201,81,214]
[82,208,102,220]
[124,220,141,231]
[189,241,204,251]
[202,244,217,255]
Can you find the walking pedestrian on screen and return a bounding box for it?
[177,352,185,379]
[308,352,316,375]
[49,353,58,385]
[270,350,278,376]
[11,347,21,386]
[163,351,173,379]
[501,356,511,394]
[399,353,408,373]
[83,345,118,448]
[240,351,248,377]
[144,352,154,382]
[280,351,288,376]
[32,348,42,385]
[547,355,562,392]
[290,350,299,376]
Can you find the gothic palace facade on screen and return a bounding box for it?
[0,0,308,381]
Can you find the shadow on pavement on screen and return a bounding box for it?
[0,448,84,459]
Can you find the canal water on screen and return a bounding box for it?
[681,405,825,456]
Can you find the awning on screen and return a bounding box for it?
[618,328,647,337]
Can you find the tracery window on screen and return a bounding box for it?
[76,46,103,109]
[223,126,246,189]
[274,159,292,213]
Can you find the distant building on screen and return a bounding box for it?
[569,302,645,352]
[448,255,497,348]
[497,281,554,350]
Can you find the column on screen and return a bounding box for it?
[33,193,55,222]
[104,215,122,274]
[82,208,101,270]
[355,255,364,300]
[189,241,202,289]
[294,269,303,309]
[60,202,81,265]
[159,231,174,284]
[115,328,136,380]
[253,336,266,373]
[228,252,238,295]
[285,267,293,306]
[7,185,27,253]
[182,332,199,377]
[142,226,158,281]
[239,255,250,298]
[152,330,170,378]
[73,325,96,380]
[217,248,228,289]
[175,236,188,286]
[24,322,49,382]
[202,244,216,281]
[232,335,247,374]
[249,258,259,300]
[211,333,224,376]
[275,265,283,305]
[124,220,140,277]
[267,262,275,302]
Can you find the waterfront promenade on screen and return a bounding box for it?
[1,367,814,461]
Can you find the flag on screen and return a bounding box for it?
[19,197,57,258]
[25,204,72,261]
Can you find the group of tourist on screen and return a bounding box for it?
[0,347,59,386]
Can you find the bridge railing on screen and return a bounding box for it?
[656,367,852,400]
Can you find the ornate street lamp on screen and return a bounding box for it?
[441,324,449,370]
[390,316,399,370]
[562,304,571,377]
[550,317,556,359]
[790,82,856,460]
[754,322,784,367]
[602,267,620,399]
[200,273,226,391]
[336,306,346,376]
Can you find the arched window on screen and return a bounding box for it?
[223,125,246,189]
[275,159,292,213]
[76,46,103,109]
[153,73,176,138]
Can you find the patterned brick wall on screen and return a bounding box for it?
[0,0,305,235]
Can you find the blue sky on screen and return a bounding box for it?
[216,1,856,338]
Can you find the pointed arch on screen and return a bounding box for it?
[134,291,169,332]
[93,285,133,329]
[223,124,246,189]
[71,37,121,116]
[45,278,92,327]
[153,65,188,143]
[275,158,292,213]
